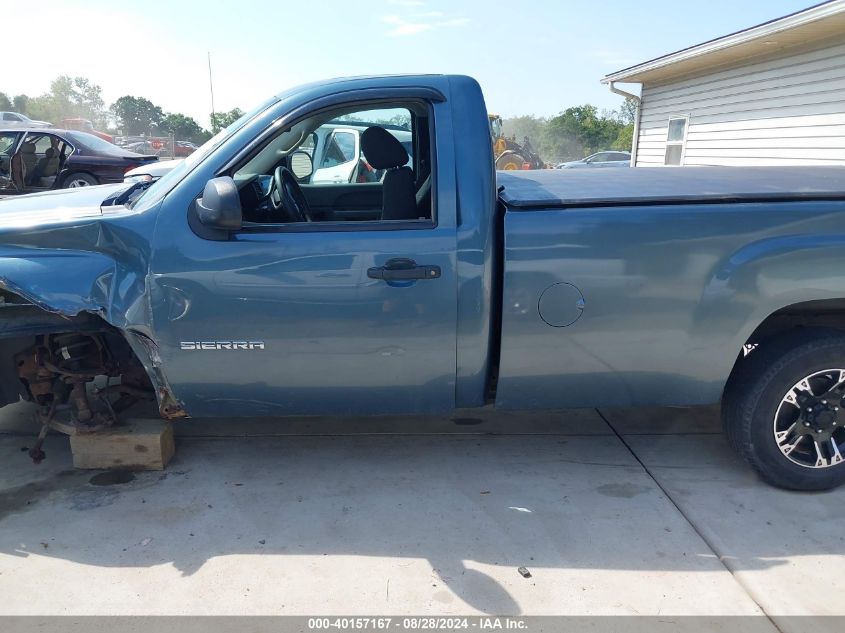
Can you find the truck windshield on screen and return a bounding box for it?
[127,97,277,209]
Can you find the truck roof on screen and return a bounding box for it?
[498,166,845,209]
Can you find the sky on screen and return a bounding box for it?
[3,0,823,128]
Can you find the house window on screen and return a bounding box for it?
[664,116,688,166]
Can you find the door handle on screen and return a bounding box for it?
[368,258,441,281]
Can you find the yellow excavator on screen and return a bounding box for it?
[489,114,545,170]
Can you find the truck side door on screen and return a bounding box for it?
[148,97,457,417]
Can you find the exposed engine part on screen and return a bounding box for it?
[27,400,55,464]
[15,331,156,464]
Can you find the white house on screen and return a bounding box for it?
[602,0,845,167]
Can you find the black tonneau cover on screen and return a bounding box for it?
[498,166,845,209]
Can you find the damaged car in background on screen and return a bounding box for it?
[0,128,157,192]
[2,74,845,492]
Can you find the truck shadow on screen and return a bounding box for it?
[0,406,843,615]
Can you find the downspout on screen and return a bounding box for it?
[608,81,641,167]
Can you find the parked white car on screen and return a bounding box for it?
[0,112,52,129]
[557,151,631,169]
[124,158,183,183]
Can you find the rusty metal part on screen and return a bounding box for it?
[14,347,54,401]
[127,332,189,420]
[160,387,189,420]
[28,400,57,464]
[16,332,158,464]
[69,380,93,422]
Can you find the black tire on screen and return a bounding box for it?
[62,172,98,188]
[723,328,845,491]
[496,152,523,171]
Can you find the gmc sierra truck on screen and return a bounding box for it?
[2,75,845,491]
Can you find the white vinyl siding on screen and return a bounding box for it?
[635,39,845,166]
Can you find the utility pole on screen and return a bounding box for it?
[208,51,216,132]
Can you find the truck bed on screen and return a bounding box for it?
[497,166,845,209]
[494,165,845,411]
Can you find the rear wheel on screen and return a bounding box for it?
[723,329,845,490]
[63,173,98,188]
[496,153,523,171]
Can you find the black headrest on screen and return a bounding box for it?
[361,126,408,170]
[44,148,55,158]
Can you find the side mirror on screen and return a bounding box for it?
[290,150,314,181]
[197,176,242,230]
[190,176,241,241]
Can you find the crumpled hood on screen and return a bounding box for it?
[0,183,128,230]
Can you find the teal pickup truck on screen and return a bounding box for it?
[1,75,845,490]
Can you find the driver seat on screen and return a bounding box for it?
[360,126,416,221]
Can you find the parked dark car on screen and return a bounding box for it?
[0,128,157,194]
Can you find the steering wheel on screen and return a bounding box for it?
[270,166,311,223]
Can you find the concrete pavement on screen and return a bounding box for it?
[0,402,841,621]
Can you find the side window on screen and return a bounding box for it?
[0,132,21,189]
[230,102,431,227]
[664,116,688,166]
[29,134,54,153]
[311,108,415,186]
[0,132,18,155]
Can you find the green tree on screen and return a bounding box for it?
[0,92,11,111]
[501,115,547,147]
[161,113,211,143]
[22,76,107,126]
[210,108,245,133]
[111,96,165,135]
[612,124,634,151]
[617,97,638,125]
[12,95,29,115]
[51,76,105,120]
[500,99,636,163]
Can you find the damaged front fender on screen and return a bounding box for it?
[0,195,185,418]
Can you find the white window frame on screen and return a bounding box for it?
[664,115,689,166]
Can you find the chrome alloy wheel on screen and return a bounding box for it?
[67,178,91,188]
[774,369,845,468]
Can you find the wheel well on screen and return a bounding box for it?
[747,299,845,346]
[61,171,98,186]
[726,299,845,395]
[0,292,153,413]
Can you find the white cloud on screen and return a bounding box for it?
[380,10,469,37]
[388,0,426,6]
[382,15,432,36]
